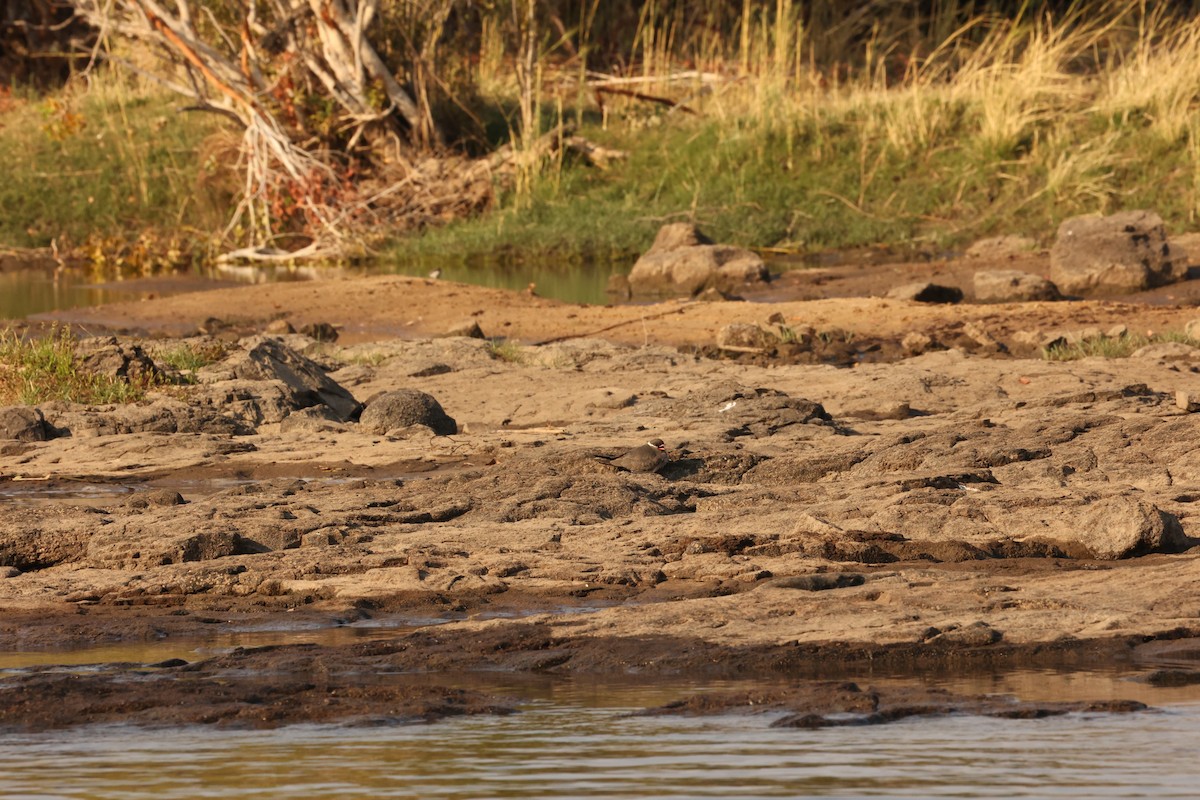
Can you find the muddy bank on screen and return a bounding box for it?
[0,619,1177,732]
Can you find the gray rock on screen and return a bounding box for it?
[886,282,964,303]
[222,336,360,421]
[840,400,912,421]
[443,319,486,339]
[188,381,294,428]
[0,406,48,441]
[766,573,865,591]
[280,405,350,434]
[1131,342,1199,361]
[1050,210,1187,296]
[1075,497,1187,560]
[716,323,778,351]
[973,269,1063,303]
[965,235,1037,259]
[360,389,457,436]
[264,319,295,335]
[54,398,253,437]
[628,223,769,297]
[74,337,163,384]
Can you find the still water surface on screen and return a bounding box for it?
[3,256,626,321]
[2,688,1199,799]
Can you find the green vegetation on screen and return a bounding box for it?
[153,340,227,381]
[372,3,1200,265]
[485,339,527,364]
[1042,331,1200,361]
[0,73,226,259]
[0,326,153,404]
[9,3,1200,267]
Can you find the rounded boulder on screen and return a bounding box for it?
[360,389,457,436]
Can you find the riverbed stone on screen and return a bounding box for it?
[885,282,963,304]
[74,337,164,385]
[359,389,457,435]
[220,336,361,421]
[965,235,1037,259]
[1130,342,1199,361]
[972,269,1063,303]
[1050,210,1188,296]
[1075,497,1187,560]
[716,323,779,351]
[0,406,49,441]
[628,223,769,297]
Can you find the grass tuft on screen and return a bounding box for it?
[0,326,159,404]
[485,339,527,364]
[153,340,227,381]
[1042,331,1200,361]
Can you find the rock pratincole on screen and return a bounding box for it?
[607,438,669,473]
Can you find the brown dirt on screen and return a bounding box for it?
[5,249,1200,730]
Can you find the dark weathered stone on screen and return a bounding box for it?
[223,336,360,421]
[1050,210,1187,295]
[359,389,457,436]
[628,223,769,297]
[886,282,964,304]
[973,270,1063,303]
[74,337,163,384]
[0,406,48,441]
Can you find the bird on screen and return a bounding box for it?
[428,268,442,280]
[606,438,669,473]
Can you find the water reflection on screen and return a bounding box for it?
[0,269,151,319]
[1,253,631,321]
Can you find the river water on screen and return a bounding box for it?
[1,621,1199,800]
[0,674,1198,799]
[1,257,625,320]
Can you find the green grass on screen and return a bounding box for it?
[0,72,225,254]
[485,339,527,364]
[0,326,158,404]
[11,4,1200,274]
[1042,331,1200,361]
[153,340,227,380]
[393,102,1200,267]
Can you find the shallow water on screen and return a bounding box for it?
[1,676,1199,799]
[2,257,628,319]
[3,621,1200,797]
[0,269,156,319]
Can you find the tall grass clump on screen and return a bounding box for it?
[0,327,152,405]
[15,2,1200,267]
[403,0,1200,265]
[0,66,224,253]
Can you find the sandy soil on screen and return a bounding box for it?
[5,250,1200,729]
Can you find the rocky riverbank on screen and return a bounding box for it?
[5,253,1200,729]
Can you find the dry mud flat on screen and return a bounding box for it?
[6,272,1200,729]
